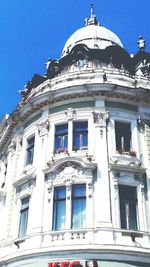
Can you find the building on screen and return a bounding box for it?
[0,5,150,267]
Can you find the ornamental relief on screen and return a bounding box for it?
[92,111,109,127]
[47,164,90,187]
[55,166,86,186]
[37,119,49,137]
[65,108,77,121]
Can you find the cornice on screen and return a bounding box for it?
[1,72,150,151]
[110,163,146,174]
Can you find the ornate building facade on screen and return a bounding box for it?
[0,7,150,267]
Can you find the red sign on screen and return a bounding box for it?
[48,261,81,267]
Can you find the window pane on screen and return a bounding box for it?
[26,136,35,165]
[18,196,30,238]
[119,185,137,230]
[72,185,86,229]
[55,124,68,152]
[53,187,66,230]
[115,122,131,152]
[73,121,88,150]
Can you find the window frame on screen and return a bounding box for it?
[25,135,35,165]
[52,186,66,231]
[71,184,86,229]
[18,196,30,238]
[54,124,68,153]
[119,185,138,231]
[115,121,131,153]
[73,121,88,151]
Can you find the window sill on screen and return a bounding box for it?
[121,230,144,241]
[110,154,141,167]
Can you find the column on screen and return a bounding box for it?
[92,111,112,227]
[30,116,50,234]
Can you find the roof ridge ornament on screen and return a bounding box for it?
[85,2,99,26]
[137,36,146,51]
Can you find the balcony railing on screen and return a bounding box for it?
[0,228,149,261]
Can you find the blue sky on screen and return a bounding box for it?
[0,0,150,120]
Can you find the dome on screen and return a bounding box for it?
[61,24,123,58]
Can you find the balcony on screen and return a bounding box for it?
[0,227,149,261]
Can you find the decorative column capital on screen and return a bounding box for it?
[37,119,49,137]
[92,111,109,127]
[8,140,16,157]
[65,108,77,121]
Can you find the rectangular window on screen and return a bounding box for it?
[55,124,68,153]
[119,185,138,230]
[53,187,66,230]
[115,121,131,152]
[18,196,30,238]
[26,136,35,165]
[73,121,88,150]
[72,184,86,229]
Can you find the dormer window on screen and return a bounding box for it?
[115,121,131,153]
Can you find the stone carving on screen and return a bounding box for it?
[8,140,16,156]
[37,119,49,136]
[65,108,77,121]
[92,111,109,127]
[92,111,109,138]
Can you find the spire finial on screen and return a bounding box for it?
[85,2,99,26]
[90,2,94,18]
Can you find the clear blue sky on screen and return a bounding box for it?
[0,0,150,120]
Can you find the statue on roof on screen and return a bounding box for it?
[137,36,146,51]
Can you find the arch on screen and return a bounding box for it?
[45,156,97,175]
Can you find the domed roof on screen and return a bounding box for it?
[61,8,123,58]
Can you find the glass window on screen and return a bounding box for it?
[115,122,131,152]
[18,196,30,238]
[53,187,66,230]
[55,124,68,153]
[119,185,138,230]
[26,136,35,165]
[72,184,86,229]
[73,121,88,150]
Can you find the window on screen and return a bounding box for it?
[72,184,86,229]
[52,184,86,231]
[73,121,88,150]
[26,136,35,165]
[18,196,30,237]
[55,124,68,153]
[115,122,131,152]
[119,185,138,230]
[53,187,66,230]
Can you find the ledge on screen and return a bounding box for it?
[13,166,36,187]
[109,163,146,174]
